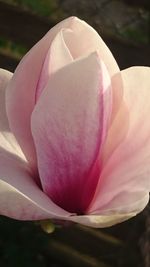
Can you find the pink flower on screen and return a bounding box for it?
[0,17,150,228]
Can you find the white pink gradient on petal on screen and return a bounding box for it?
[88,67,150,214]
[31,53,112,214]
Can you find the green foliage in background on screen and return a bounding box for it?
[4,0,58,17]
[0,0,63,59]
[0,0,149,60]
[0,37,27,59]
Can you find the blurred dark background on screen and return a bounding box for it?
[0,0,150,267]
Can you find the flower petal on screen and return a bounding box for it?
[0,143,71,220]
[0,68,25,159]
[36,29,73,101]
[62,17,119,76]
[31,53,112,214]
[0,69,70,220]
[89,67,150,214]
[5,17,77,170]
[70,214,136,228]
[6,17,118,171]
[69,193,149,228]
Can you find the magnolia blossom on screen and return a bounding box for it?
[0,17,150,228]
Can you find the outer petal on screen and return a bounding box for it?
[6,17,76,170]
[0,69,24,158]
[0,151,71,220]
[31,53,112,214]
[6,17,118,171]
[69,214,136,228]
[0,68,70,220]
[68,192,149,227]
[88,67,150,214]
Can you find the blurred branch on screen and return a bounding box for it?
[47,240,111,267]
[77,225,123,246]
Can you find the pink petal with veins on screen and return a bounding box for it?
[88,67,150,215]
[31,53,112,214]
